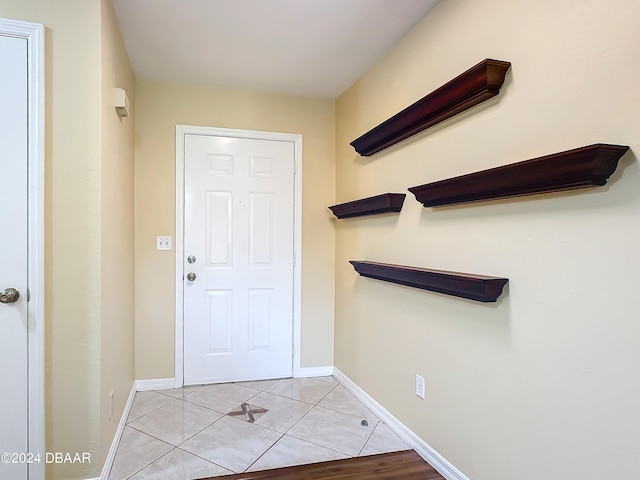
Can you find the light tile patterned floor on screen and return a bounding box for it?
[107,376,411,479]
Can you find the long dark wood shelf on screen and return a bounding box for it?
[408,143,630,207]
[350,261,508,303]
[350,58,511,156]
[329,193,406,218]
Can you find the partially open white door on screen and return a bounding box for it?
[0,19,44,479]
[182,133,295,385]
[0,32,29,480]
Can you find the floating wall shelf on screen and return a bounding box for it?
[350,58,511,156]
[408,143,630,207]
[349,261,508,303]
[329,193,406,219]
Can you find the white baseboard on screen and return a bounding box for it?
[135,378,176,391]
[98,383,136,480]
[293,365,334,378]
[333,368,469,480]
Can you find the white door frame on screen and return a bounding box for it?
[175,125,302,387]
[0,18,45,480]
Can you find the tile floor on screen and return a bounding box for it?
[107,376,411,479]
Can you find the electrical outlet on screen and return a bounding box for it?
[156,236,172,251]
[415,374,425,399]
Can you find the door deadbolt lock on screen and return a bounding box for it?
[186,272,196,281]
[187,255,196,264]
[0,288,20,304]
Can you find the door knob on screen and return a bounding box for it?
[0,288,20,304]
[186,272,196,281]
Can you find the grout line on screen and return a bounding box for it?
[276,380,340,436]
[181,384,205,396]
[127,425,176,448]
[175,446,234,474]
[125,395,177,424]
[154,384,204,398]
[259,377,340,405]
[126,401,223,449]
[313,380,339,404]
[175,403,226,446]
[312,402,380,423]
[242,432,285,473]
[124,447,177,479]
[233,379,279,391]
[180,395,239,415]
[257,390,318,405]
[116,427,173,480]
[255,390,315,405]
[250,389,318,409]
[357,419,381,456]
[310,403,381,425]
[281,432,355,458]
[276,407,357,458]
[281,402,316,436]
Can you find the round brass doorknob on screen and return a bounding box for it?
[186,272,196,281]
[0,288,20,304]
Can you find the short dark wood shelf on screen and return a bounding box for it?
[350,58,511,156]
[329,193,406,218]
[408,143,630,207]
[350,261,508,303]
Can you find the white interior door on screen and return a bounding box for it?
[0,33,29,480]
[183,133,295,384]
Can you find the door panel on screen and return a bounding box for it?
[207,191,233,265]
[248,288,272,349]
[207,289,232,352]
[250,192,273,265]
[183,134,295,384]
[0,33,29,480]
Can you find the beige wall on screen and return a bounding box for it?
[99,0,136,470]
[335,1,640,479]
[135,82,335,379]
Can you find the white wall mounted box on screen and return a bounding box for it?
[114,87,129,117]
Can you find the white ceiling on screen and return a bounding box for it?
[111,0,440,98]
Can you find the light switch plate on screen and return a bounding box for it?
[156,236,172,251]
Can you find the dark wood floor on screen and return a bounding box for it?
[197,450,445,480]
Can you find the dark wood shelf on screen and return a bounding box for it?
[409,143,630,207]
[329,193,406,218]
[349,261,508,303]
[350,58,511,156]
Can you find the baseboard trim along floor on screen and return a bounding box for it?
[293,365,334,378]
[135,377,176,391]
[333,368,469,480]
[98,383,136,480]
